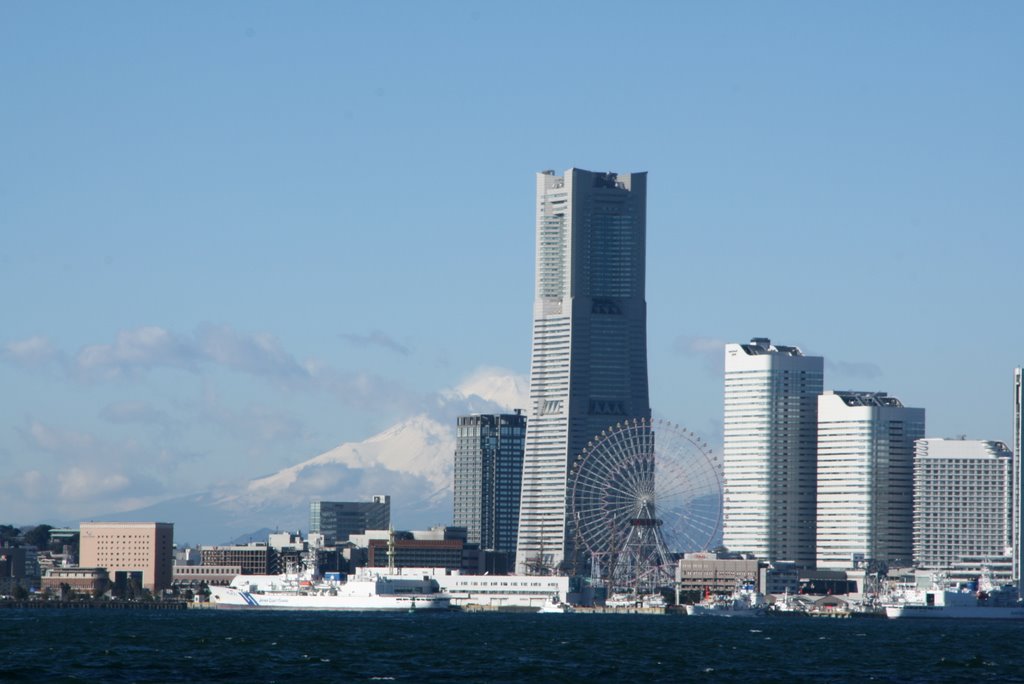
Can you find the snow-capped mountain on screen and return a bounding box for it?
[92,368,529,544]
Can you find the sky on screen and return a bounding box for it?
[2,2,1022,527]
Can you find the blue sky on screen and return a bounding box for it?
[2,3,1022,526]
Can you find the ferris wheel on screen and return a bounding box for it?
[568,417,722,590]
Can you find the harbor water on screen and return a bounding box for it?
[2,609,1024,682]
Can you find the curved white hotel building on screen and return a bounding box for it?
[515,168,650,574]
[816,391,924,570]
[723,338,822,566]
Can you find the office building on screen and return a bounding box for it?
[78,522,174,592]
[816,391,924,569]
[516,168,651,574]
[454,411,526,554]
[309,495,390,545]
[722,338,823,566]
[914,438,1012,572]
[199,543,273,575]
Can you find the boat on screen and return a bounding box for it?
[605,592,665,609]
[686,583,767,617]
[537,596,572,614]
[209,566,451,611]
[883,572,1024,619]
[605,593,638,608]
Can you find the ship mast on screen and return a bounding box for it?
[387,526,396,575]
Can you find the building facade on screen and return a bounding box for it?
[78,522,174,592]
[309,496,390,545]
[722,338,823,566]
[516,168,651,574]
[199,543,273,575]
[453,411,526,553]
[913,438,1012,571]
[676,552,766,595]
[816,391,924,569]
[40,567,109,596]
[365,527,482,573]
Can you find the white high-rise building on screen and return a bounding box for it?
[723,338,823,566]
[816,391,924,570]
[913,438,1012,571]
[515,168,650,574]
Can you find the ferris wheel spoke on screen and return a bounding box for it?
[575,469,651,503]
[657,478,719,504]
[656,466,720,499]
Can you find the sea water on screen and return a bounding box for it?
[2,609,1024,682]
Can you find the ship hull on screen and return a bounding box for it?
[885,605,1024,619]
[211,587,450,611]
[685,605,764,617]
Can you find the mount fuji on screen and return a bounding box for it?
[92,368,528,544]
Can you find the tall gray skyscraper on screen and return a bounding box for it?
[723,338,823,566]
[515,168,651,574]
[453,411,526,554]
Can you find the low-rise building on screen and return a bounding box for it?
[40,567,109,596]
[676,552,766,594]
[199,543,272,575]
[363,527,482,573]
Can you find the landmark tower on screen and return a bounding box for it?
[515,168,650,573]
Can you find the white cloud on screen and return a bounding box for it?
[58,468,131,501]
[3,326,419,414]
[19,470,46,499]
[195,323,308,381]
[2,336,61,366]
[99,400,173,426]
[76,326,198,378]
[340,329,412,356]
[24,420,99,454]
[672,335,725,375]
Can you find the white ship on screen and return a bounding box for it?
[537,596,573,614]
[883,573,1024,619]
[686,584,767,617]
[209,566,451,611]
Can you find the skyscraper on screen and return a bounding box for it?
[723,338,823,566]
[913,438,1011,573]
[453,411,526,554]
[1013,368,1024,595]
[515,168,651,574]
[816,390,924,569]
